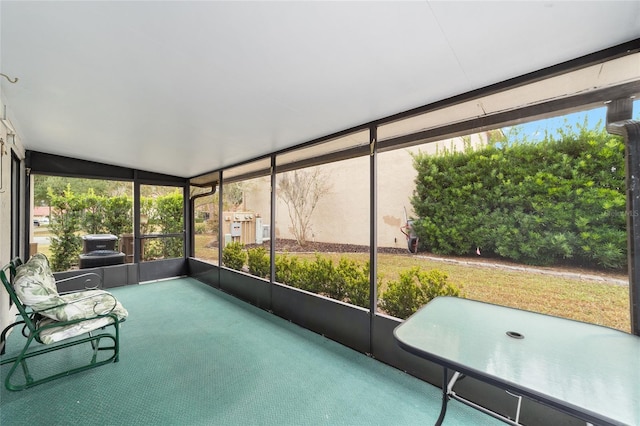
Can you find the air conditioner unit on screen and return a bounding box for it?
[262,224,270,241]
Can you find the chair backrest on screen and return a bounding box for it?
[0,258,38,334]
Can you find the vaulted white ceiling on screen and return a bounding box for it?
[1,1,639,178]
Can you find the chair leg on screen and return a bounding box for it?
[2,325,121,391]
[2,334,38,391]
[0,320,26,355]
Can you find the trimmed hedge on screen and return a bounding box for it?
[47,188,186,270]
[411,124,626,269]
[223,245,458,318]
[379,267,459,319]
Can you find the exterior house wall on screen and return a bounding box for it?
[240,133,487,248]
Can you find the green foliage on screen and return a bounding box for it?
[41,182,180,269]
[48,185,83,271]
[274,254,305,287]
[336,258,370,308]
[139,191,184,260]
[411,122,626,269]
[153,191,184,259]
[195,222,206,234]
[222,242,247,271]
[34,176,110,207]
[103,195,133,238]
[274,253,456,313]
[379,267,459,319]
[305,255,340,296]
[247,247,270,278]
[139,197,155,236]
[274,253,371,309]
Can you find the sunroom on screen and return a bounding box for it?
[1,2,639,425]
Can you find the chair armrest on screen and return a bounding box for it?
[57,272,103,293]
[34,292,118,318]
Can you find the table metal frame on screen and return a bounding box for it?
[393,297,639,426]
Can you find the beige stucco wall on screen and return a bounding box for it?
[242,134,486,248]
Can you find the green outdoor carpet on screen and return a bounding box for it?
[1,277,501,425]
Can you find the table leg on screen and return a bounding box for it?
[435,367,449,426]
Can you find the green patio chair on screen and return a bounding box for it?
[0,254,127,391]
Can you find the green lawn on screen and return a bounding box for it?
[114,234,632,332]
[272,251,629,332]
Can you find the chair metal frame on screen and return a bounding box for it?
[0,258,124,391]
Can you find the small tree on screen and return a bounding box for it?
[80,189,107,234]
[103,195,133,238]
[277,168,331,246]
[48,185,83,271]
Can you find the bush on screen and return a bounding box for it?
[306,255,340,296]
[336,258,370,308]
[380,267,459,319]
[410,123,627,269]
[247,247,270,278]
[222,242,246,271]
[103,195,133,237]
[275,254,305,287]
[153,191,184,258]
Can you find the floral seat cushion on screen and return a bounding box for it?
[13,253,64,312]
[36,316,119,344]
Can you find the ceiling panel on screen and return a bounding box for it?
[1,1,639,178]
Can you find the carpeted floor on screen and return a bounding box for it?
[1,277,500,425]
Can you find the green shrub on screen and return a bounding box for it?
[141,239,163,261]
[247,247,270,278]
[80,189,107,234]
[380,267,459,319]
[336,258,370,308]
[103,195,133,237]
[274,253,302,286]
[194,223,206,234]
[222,242,246,271]
[306,255,339,296]
[153,191,184,258]
[411,123,627,269]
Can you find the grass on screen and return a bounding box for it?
[90,233,628,333]
[296,252,630,332]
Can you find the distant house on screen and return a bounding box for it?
[33,206,50,219]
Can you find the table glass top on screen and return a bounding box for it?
[394,297,640,425]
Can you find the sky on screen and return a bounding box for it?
[505,99,638,142]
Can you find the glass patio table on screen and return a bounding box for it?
[393,296,640,426]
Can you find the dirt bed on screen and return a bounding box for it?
[244,239,628,285]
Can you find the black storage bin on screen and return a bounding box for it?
[80,234,126,269]
[82,234,118,253]
[79,250,126,269]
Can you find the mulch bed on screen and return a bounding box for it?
[245,239,408,255]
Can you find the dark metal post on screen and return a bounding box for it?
[218,170,224,267]
[623,121,640,336]
[183,184,191,258]
[22,165,31,261]
[369,126,378,352]
[133,173,141,265]
[270,156,276,291]
[606,99,640,335]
